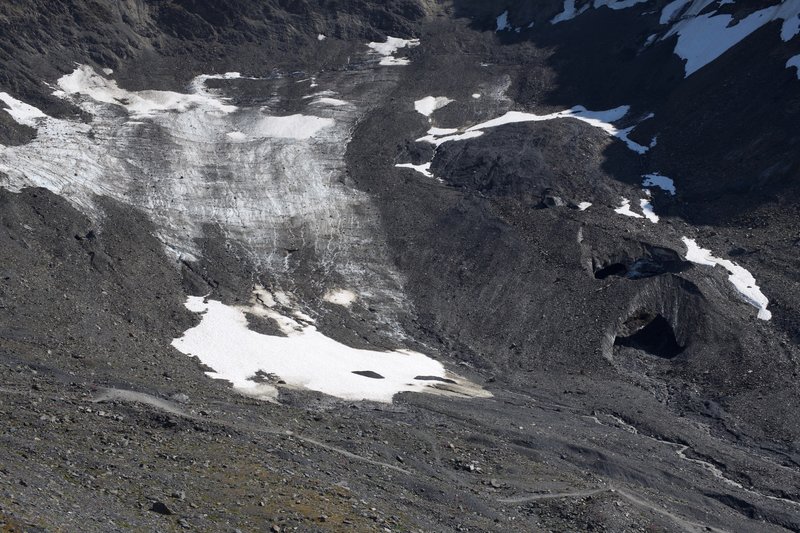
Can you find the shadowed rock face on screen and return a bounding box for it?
[2,1,800,532]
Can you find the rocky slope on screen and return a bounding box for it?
[1,1,800,531]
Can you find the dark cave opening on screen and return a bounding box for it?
[615,314,684,359]
[594,262,628,279]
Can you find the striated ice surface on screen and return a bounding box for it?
[0,64,414,335]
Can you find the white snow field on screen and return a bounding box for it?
[367,36,420,66]
[414,96,453,117]
[640,198,659,223]
[323,289,358,307]
[614,198,644,218]
[395,162,434,178]
[172,292,490,403]
[0,92,48,126]
[682,237,772,320]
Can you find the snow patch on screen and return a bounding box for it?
[552,0,647,24]
[323,289,358,307]
[416,129,484,146]
[614,198,643,218]
[226,131,248,142]
[0,92,48,128]
[171,294,491,403]
[310,97,349,107]
[640,198,659,223]
[578,202,593,211]
[682,238,771,320]
[317,34,326,41]
[642,173,676,195]
[55,65,238,117]
[551,0,590,23]
[415,105,650,153]
[414,96,453,117]
[496,10,512,31]
[247,114,334,140]
[395,162,433,178]
[367,37,420,66]
[660,0,693,24]
[787,54,800,78]
[665,1,800,76]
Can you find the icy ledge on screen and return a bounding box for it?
[682,237,772,320]
[417,105,654,154]
[172,291,491,403]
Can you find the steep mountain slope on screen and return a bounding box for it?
[1,1,800,531]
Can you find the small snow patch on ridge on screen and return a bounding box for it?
[367,37,420,66]
[414,96,453,117]
[640,199,659,223]
[395,162,433,178]
[496,10,512,31]
[0,92,47,127]
[324,289,358,307]
[414,105,651,153]
[682,237,771,320]
[643,173,676,195]
[614,198,643,218]
[787,54,800,79]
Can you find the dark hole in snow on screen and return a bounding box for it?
[414,375,458,384]
[594,262,628,279]
[615,314,684,359]
[352,370,384,379]
[593,252,691,280]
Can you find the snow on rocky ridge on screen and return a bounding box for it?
[550,0,800,77]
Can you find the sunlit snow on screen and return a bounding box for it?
[0,92,48,127]
[640,198,659,223]
[395,162,433,178]
[615,198,643,218]
[578,202,592,210]
[367,37,420,66]
[682,237,771,320]
[414,96,453,117]
[415,105,651,152]
[323,289,358,307]
[171,294,491,403]
[56,65,238,117]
